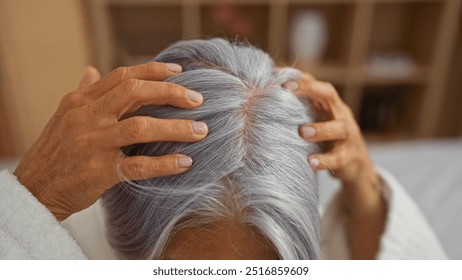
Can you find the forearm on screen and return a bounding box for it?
[341,172,386,259]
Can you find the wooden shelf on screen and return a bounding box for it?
[285,2,355,67]
[109,5,183,59]
[108,0,182,6]
[200,3,270,51]
[362,66,429,86]
[86,0,462,140]
[367,1,444,66]
[359,85,424,137]
[294,63,348,84]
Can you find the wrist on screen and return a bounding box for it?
[13,170,68,221]
[340,167,384,217]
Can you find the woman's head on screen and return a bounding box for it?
[102,38,320,259]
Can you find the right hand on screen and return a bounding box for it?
[14,62,208,221]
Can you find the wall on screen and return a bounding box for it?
[0,0,91,155]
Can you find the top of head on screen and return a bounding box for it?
[103,38,320,260]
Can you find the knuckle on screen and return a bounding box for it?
[323,83,338,102]
[162,82,180,102]
[128,118,148,139]
[307,82,317,93]
[333,157,341,169]
[325,82,336,93]
[304,72,315,80]
[121,78,141,95]
[64,90,81,103]
[300,80,312,93]
[60,91,82,109]
[128,160,146,177]
[112,66,129,83]
[162,81,174,91]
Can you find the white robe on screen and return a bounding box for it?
[0,168,447,259]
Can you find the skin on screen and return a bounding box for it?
[14,62,208,221]
[13,62,383,259]
[162,220,278,260]
[283,72,386,260]
[162,72,385,260]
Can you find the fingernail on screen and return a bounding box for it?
[166,63,182,73]
[301,126,316,138]
[192,121,208,135]
[283,81,299,91]
[187,90,204,103]
[309,157,320,168]
[178,156,193,168]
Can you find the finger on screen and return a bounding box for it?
[301,72,316,81]
[119,154,193,181]
[85,62,183,99]
[308,150,347,171]
[285,79,341,105]
[298,80,337,101]
[300,120,348,142]
[282,72,315,91]
[110,116,208,147]
[101,79,203,118]
[79,66,102,88]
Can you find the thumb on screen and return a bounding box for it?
[79,66,102,88]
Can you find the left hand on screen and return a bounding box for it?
[283,73,380,209]
[284,72,386,259]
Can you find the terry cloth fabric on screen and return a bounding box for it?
[0,169,86,259]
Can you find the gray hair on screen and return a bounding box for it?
[102,38,320,260]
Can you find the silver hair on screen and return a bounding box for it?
[102,38,320,260]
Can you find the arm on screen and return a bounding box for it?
[1,63,208,259]
[283,73,385,259]
[14,63,207,221]
[322,167,447,259]
[340,172,386,259]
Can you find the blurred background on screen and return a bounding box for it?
[0,0,461,258]
[0,0,461,155]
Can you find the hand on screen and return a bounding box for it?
[283,73,385,259]
[283,73,379,204]
[14,62,208,221]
